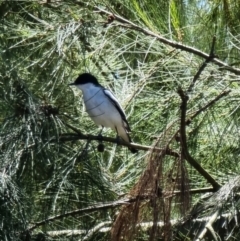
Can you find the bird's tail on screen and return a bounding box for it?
[117,126,138,154]
[129,146,138,154]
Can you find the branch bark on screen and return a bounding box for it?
[187,36,217,92]
[188,90,231,122]
[178,88,221,190]
[44,211,236,238]
[58,124,179,157]
[27,187,214,232]
[95,7,240,75]
[196,209,220,241]
[27,198,132,232]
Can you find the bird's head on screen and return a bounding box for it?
[69,73,100,87]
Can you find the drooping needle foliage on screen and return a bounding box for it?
[1,0,240,240]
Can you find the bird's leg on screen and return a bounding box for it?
[97,126,105,152]
[98,126,104,141]
[115,127,121,145]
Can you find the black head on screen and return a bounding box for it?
[69,73,100,86]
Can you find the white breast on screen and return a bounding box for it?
[75,83,123,130]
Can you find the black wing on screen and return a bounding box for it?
[103,89,131,132]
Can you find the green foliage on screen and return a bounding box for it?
[1,0,240,240]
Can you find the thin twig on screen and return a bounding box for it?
[64,122,82,135]
[27,187,215,232]
[82,222,111,241]
[178,88,221,190]
[174,187,215,195]
[187,36,217,92]
[167,89,230,145]
[94,7,240,75]
[45,211,237,237]
[27,198,137,231]
[188,90,231,122]
[196,209,220,241]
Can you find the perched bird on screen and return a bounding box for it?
[69,73,137,153]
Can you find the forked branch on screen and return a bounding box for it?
[178,88,221,190]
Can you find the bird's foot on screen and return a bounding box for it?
[98,133,103,142]
[115,135,121,145]
[97,127,105,152]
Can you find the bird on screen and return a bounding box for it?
[69,73,138,153]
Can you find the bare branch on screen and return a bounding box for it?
[188,36,217,92]
[82,222,112,241]
[45,212,236,237]
[27,198,133,232]
[196,210,220,241]
[188,90,231,122]
[95,7,240,75]
[28,187,215,232]
[178,88,221,190]
[58,129,179,157]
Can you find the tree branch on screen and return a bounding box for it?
[82,222,111,241]
[178,88,221,190]
[94,7,240,75]
[27,198,138,232]
[188,90,231,122]
[187,36,217,92]
[45,211,235,237]
[58,127,179,157]
[27,187,214,232]
[196,209,220,241]
[60,87,230,158]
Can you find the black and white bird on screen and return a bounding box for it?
[69,73,137,153]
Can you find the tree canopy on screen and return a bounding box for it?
[1,0,240,240]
